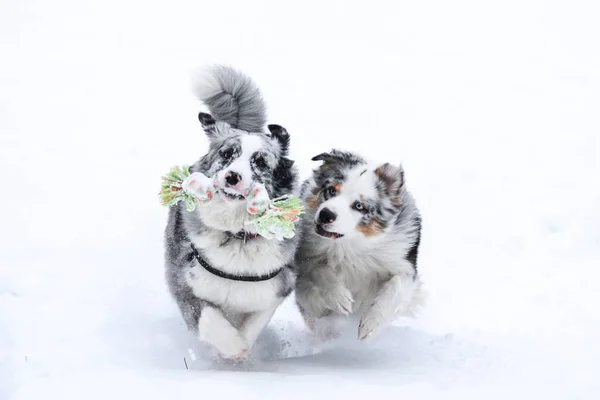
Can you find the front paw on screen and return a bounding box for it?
[217,334,249,362]
[229,348,249,364]
[358,308,386,340]
[323,287,354,315]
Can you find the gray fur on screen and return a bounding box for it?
[294,149,424,340]
[165,66,299,361]
[193,65,267,133]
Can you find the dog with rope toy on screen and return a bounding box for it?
[163,65,301,362]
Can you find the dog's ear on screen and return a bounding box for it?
[198,112,236,142]
[311,152,332,162]
[268,124,290,157]
[198,112,215,128]
[198,112,217,137]
[311,149,353,164]
[375,163,405,198]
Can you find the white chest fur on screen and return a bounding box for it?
[185,229,288,314]
[185,265,280,314]
[320,234,415,314]
[189,228,287,276]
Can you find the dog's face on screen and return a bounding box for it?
[306,150,405,240]
[194,113,296,205]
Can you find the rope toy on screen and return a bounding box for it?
[159,165,304,241]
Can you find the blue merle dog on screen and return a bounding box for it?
[164,65,299,362]
[294,150,425,341]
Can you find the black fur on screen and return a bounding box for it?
[311,150,366,191]
[198,112,216,127]
[268,124,290,156]
[165,65,300,360]
[311,149,365,166]
[406,216,422,271]
[272,157,296,198]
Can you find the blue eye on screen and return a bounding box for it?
[353,201,366,212]
[327,186,337,196]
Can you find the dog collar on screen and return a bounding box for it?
[219,230,259,246]
[225,230,259,242]
[190,243,282,282]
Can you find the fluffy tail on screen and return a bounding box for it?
[191,65,267,133]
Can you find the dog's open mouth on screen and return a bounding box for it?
[220,188,245,201]
[315,224,344,239]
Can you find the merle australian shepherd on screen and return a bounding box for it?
[294,150,425,341]
[164,65,299,362]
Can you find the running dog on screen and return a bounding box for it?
[164,65,299,361]
[294,150,424,340]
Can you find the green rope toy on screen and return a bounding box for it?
[159,165,304,241]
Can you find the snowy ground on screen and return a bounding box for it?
[2,0,600,398]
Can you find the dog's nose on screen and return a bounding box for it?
[318,208,337,224]
[225,171,241,186]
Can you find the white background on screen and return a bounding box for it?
[1,0,599,398]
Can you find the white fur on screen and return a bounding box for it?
[194,136,280,236]
[185,262,282,314]
[296,161,424,341]
[183,134,294,358]
[188,228,286,277]
[214,135,264,196]
[185,226,289,358]
[239,302,280,348]
[307,235,420,315]
[198,307,249,360]
[302,238,424,341]
[190,66,223,102]
[168,65,295,362]
[358,275,421,340]
[185,227,287,315]
[315,165,379,238]
[196,195,257,234]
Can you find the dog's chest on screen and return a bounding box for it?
[181,210,294,314]
[326,242,391,299]
[185,265,280,313]
[190,230,288,276]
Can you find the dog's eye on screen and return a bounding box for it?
[220,148,234,160]
[327,186,337,197]
[254,156,267,170]
[353,201,367,212]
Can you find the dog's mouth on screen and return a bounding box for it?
[220,188,245,201]
[315,223,344,239]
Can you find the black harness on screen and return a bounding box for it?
[189,242,283,282]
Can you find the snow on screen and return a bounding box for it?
[1,0,600,398]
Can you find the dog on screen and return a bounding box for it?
[294,149,424,341]
[164,65,299,362]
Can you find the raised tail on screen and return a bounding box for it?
[191,65,267,133]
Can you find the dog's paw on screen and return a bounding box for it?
[312,316,343,341]
[358,309,386,340]
[217,334,249,362]
[229,348,249,364]
[325,287,354,315]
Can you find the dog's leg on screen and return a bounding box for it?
[310,313,348,341]
[358,275,417,340]
[198,306,248,361]
[239,301,280,350]
[296,266,354,319]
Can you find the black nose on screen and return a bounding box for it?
[225,171,241,186]
[318,208,337,224]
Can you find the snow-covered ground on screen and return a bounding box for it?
[1,0,599,398]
